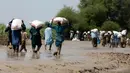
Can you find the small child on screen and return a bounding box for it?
[20,29,27,52]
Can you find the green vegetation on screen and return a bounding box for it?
[56,0,130,31]
[101,21,120,31]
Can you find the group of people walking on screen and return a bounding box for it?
[5,18,70,56]
[4,18,130,58]
[90,29,129,48]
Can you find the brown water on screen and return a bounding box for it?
[0,41,130,73]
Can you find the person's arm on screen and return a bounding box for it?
[29,28,32,35]
[5,27,10,32]
[48,19,56,29]
[21,22,26,31]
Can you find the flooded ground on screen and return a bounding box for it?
[0,41,130,73]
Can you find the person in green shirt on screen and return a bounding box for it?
[29,26,42,53]
[49,20,70,56]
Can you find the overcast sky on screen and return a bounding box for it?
[0,0,79,27]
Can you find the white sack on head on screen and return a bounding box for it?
[91,28,98,32]
[104,33,108,36]
[100,31,105,35]
[117,32,122,38]
[30,20,44,28]
[108,31,112,34]
[11,19,22,30]
[113,31,118,35]
[50,17,68,24]
[121,30,127,35]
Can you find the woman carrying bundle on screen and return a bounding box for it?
[11,19,26,54]
[49,18,71,56]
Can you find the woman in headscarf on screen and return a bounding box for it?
[49,19,71,56]
[11,19,26,54]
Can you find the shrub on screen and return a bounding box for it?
[101,21,120,31]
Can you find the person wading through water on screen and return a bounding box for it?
[44,22,53,51]
[20,28,27,52]
[49,19,71,56]
[30,26,42,53]
[11,19,26,55]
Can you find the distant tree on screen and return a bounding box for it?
[101,21,120,31]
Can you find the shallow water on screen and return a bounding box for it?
[0,41,129,62]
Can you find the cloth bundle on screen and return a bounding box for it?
[30,20,44,28]
[11,19,22,30]
[50,17,68,25]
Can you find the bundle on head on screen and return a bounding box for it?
[30,20,44,28]
[11,19,22,30]
[50,17,68,25]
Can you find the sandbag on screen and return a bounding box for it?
[11,19,22,30]
[113,31,118,35]
[117,32,122,38]
[104,33,108,36]
[30,20,44,28]
[50,17,68,25]
[121,30,127,35]
[100,31,105,35]
[91,28,98,32]
[108,31,112,34]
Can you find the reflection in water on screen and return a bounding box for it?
[31,53,40,59]
[7,49,27,60]
[6,49,62,61]
[20,52,26,57]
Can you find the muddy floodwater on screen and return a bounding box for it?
[0,41,130,73]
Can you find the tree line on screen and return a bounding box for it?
[57,0,130,32]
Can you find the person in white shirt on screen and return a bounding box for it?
[44,22,53,51]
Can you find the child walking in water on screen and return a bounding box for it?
[20,29,27,52]
[49,19,70,56]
